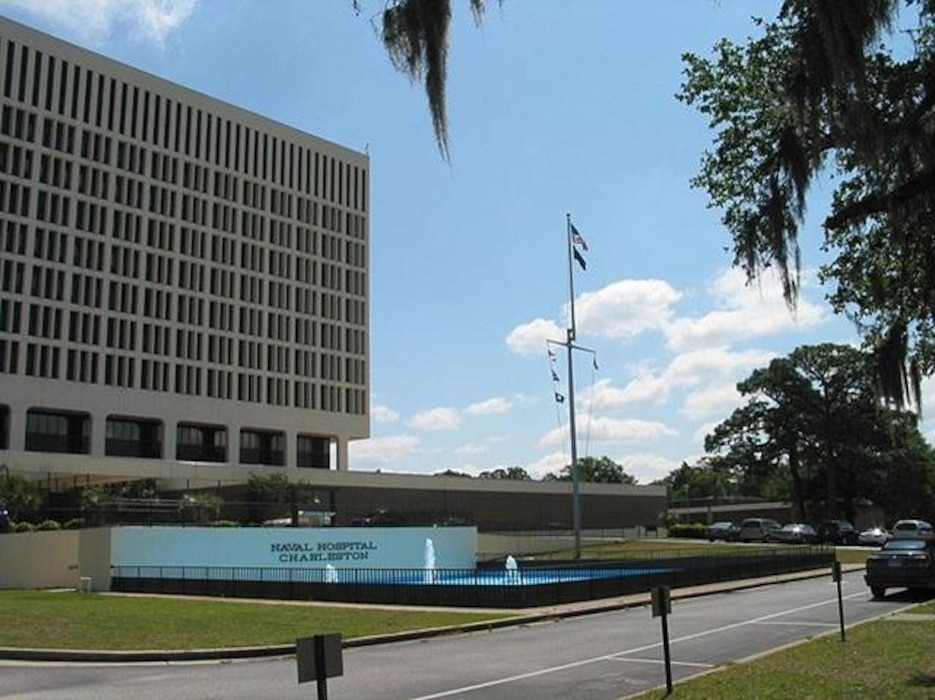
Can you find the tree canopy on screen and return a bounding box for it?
[679,1,935,406]
[356,0,493,160]
[703,343,935,520]
[478,466,532,480]
[544,456,637,485]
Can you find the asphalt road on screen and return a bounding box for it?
[0,571,923,700]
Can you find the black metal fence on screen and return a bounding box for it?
[111,545,834,608]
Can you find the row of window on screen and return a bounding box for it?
[0,407,331,468]
[0,35,367,210]
[0,199,367,272]
[0,338,368,412]
[4,129,364,238]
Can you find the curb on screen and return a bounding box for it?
[0,565,860,663]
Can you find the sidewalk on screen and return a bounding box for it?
[0,564,860,663]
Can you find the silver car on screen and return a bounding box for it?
[738,518,782,542]
[891,519,934,539]
[857,526,890,546]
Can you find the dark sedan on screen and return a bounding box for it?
[817,520,859,545]
[767,523,818,544]
[705,521,740,542]
[864,537,935,598]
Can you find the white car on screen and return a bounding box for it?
[857,526,890,546]
[891,519,934,539]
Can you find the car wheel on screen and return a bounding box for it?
[870,585,886,599]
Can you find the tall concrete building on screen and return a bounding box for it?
[0,16,369,485]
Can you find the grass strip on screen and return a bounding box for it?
[629,617,935,699]
[0,590,514,650]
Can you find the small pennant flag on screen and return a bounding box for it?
[551,369,560,382]
[573,247,587,271]
[547,348,556,361]
[570,223,588,251]
[555,392,565,404]
[593,356,599,371]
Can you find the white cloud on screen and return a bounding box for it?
[664,267,826,352]
[691,421,721,446]
[505,318,564,357]
[539,417,677,448]
[616,453,682,484]
[349,435,420,467]
[465,397,512,416]
[454,442,488,456]
[681,383,743,421]
[0,0,197,44]
[371,403,400,424]
[521,452,568,480]
[586,347,773,410]
[587,376,668,410]
[576,279,682,339]
[408,406,461,431]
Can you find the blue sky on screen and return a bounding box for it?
[3,1,931,482]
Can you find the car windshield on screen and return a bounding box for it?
[883,539,928,551]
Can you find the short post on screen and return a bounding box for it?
[296,633,343,699]
[78,576,92,594]
[832,561,846,642]
[652,586,673,695]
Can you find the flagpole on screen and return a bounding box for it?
[566,213,582,560]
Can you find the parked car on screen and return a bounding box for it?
[767,523,818,544]
[706,521,740,542]
[858,526,891,546]
[738,518,782,542]
[816,520,859,545]
[864,537,935,598]
[890,519,934,539]
[0,503,8,532]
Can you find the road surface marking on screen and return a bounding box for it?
[409,592,865,699]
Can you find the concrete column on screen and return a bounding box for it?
[7,406,26,451]
[283,429,294,468]
[228,423,241,465]
[91,410,106,457]
[335,437,348,472]
[163,418,177,460]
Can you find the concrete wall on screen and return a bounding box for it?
[1,526,479,590]
[0,530,82,589]
[111,526,476,570]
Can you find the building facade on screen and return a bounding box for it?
[0,16,369,482]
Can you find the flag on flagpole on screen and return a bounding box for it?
[570,223,588,251]
[573,247,587,271]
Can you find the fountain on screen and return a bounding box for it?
[423,538,436,584]
[323,563,338,584]
[505,554,521,584]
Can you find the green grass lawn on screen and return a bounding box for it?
[629,615,935,699]
[0,542,876,653]
[0,590,514,650]
[532,539,759,560]
[534,538,866,564]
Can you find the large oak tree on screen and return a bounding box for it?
[679,1,935,406]
[704,343,935,520]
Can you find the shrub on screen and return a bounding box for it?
[36,519,62,531]
[63,518,85,530]
[13,521,35,533]
[668,523,708,539]
[210,520,241,527]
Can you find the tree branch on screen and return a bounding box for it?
[824,168,935,230]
